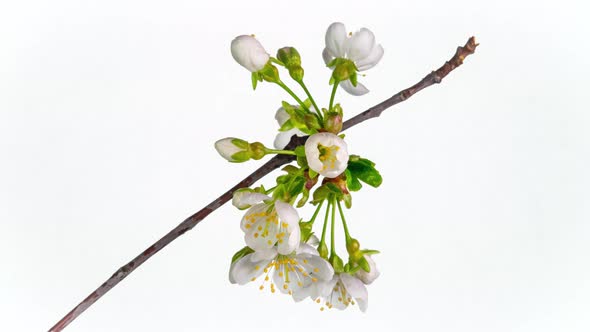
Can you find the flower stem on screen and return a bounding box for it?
[264,148,296,156]
[297,80,324,123]
[308,200,324,225]
[337,200,351,242]
[330,196,336,256]
[329,80,339,111]
[319,199,331,246]
[276,81,309,112]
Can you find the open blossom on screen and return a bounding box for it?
[355,254,380,285]
[230,243,334,298]
[241,199,300,255]
[322,22,384,96]
[273,106,306,149]
[304,132,349,178]
[231,35,270,72]
[314,273,369,312]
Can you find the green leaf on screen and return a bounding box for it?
[343,193,352,209]
[345,169,363,192]
[297,189,309,208]
[231,246,254,264]
[251,72,258,90]
[294,145,306,157]
[308,168,318,179]
[312,185,330,204]
[282,165,300,174]
[287,176,306,197]
[347,157,383,188]
[278,119,295,132]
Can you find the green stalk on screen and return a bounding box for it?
[330,196,336,256]
[297,80,323,123]
[329,80,339,111]
[276,81,309,112]
[337,200,351,241]
[319,199,331,246]
[264,148,296,156]
[308,200,324,225]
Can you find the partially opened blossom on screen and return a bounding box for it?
[355,254,380,285]
[314,273,368,312]
[322,22,384,96]
[273,106,306,149]
[305,132,349,178]
[232,189,271,210]
[240,200,301,255]
[230,243,334,298]
[231,35,270,72]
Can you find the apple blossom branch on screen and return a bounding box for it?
[49,36,478,332]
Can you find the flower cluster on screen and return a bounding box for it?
[217,22,384,312]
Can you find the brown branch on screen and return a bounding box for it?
[49,36,478,332]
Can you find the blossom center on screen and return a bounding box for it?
[318,144,340,172]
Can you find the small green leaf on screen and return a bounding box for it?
[251,72,258,90]
[294,145,306,157]
[297,189,309,208]
[343,193,352,209]
[282,165,300,174]
[231,246,254,264]
[287,176,305,197]
[358,256,371,273]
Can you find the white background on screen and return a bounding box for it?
[1,0,589,331]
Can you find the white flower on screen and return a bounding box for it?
[314,273,369,312]
[304,132,349,178]
[231,35,270,72]
[322,22,384,96]
[214,137,249,162]
[241,200,301,255]
[355,254,380,285]
[273,106,306,149]
[232,189,271,210]
[230,243,334,298]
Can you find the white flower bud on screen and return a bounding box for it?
[304,132,349,178]
[230,35,270,72]
[214,137,249,162]
[355,254,380,285]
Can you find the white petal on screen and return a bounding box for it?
[340,273,369,312]
[296,242,319,256]
[317,276,339,297]
[356,44,384,71]
[279,222,300,255]
[339,79,369,96]
[322,47,335,66]
[274,107,291,126]
[240,203,266,232]
[231,253,269,285]
[275,201,300,228]
[346,28,376,62]
[251,247,278,262]
[306,234,320,246]
[245,217,278,252]
[355,255,380,285]
[274,130,297,150]
[305,256,334,281]
[232,191,270,210]
[230,35,270,72]
[275,201,301,255]
[325,22,347,58]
